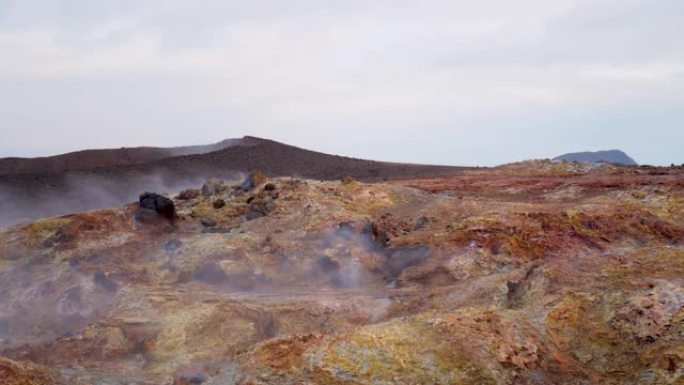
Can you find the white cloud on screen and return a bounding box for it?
[0,0,682,165]
[580,64,684,82]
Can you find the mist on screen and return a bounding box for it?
[0,170,244,228]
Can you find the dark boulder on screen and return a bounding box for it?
[212,199,226,209]
[201,218,217,227]
[137,192,177,222]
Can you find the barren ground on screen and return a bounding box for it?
[0,160,682,384]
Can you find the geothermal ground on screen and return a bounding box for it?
[0,161,683,384]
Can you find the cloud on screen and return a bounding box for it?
[0,0,682,165]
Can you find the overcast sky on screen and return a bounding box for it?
[0,0,682,166]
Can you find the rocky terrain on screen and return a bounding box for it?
[0,161,683,384]
[0,137,467,227]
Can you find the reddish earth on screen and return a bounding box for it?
[0,160,682,384]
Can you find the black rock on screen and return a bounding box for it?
[138,192,177,222]
[201,218,217,227]
[212,199,226,209]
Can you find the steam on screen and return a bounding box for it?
[0,262,118,350]
[368,297,392,322]
[0,176,437,383]
[0,170,244,228]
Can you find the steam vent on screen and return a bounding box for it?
[1,161,683,384]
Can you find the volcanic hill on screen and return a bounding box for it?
[0,160,682,384]
[0,137,466,227]
[553,150,638,166]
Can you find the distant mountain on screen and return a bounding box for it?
[553,150,637,166]
[0,136,468,226]
[0,138,245,176]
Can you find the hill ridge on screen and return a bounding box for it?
[0,137,468,226]
[553,149,638,165]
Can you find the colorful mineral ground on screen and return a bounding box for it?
[1,161,682,384]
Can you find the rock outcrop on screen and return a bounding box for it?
[136,192,177,222]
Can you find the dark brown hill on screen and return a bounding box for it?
[0,138,245,176]
[0,136,468,226]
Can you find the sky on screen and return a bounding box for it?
[0,0,682,166]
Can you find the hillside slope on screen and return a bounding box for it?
[0,138,245,176]
[0,137,467,227]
